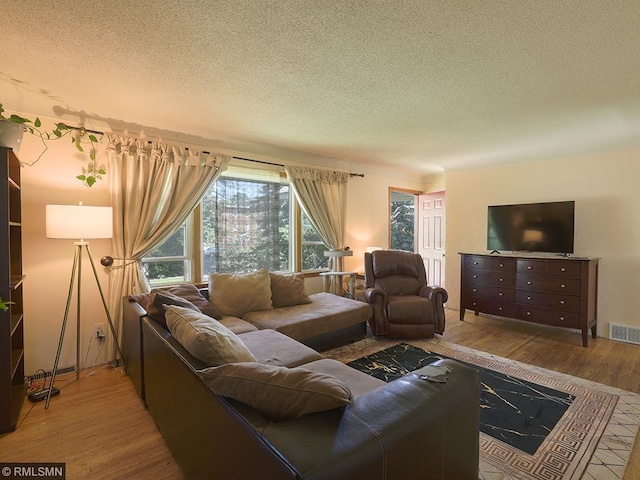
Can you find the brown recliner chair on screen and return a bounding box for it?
[364,250,448,338]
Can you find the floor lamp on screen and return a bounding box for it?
[44,203,127,409]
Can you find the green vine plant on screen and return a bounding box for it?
[0,103,105,187]
[0,296,14,312]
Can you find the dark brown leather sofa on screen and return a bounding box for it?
[123,293,481,480]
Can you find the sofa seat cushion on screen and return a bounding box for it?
[243,292,372,342]
[199,362,352,422]
[219,316,259,334]
[386,295,434,325]
[301,358,386,397]
[165,305,257,366]
[238,329,322,367]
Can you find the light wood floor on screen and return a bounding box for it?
[1,309,639,479]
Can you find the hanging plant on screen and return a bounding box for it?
[0,103,105,187]
[0,296,14,312]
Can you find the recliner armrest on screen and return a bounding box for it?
[419,285,448,304]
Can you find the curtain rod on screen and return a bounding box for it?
[69,127,365,177]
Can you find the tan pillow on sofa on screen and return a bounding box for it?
[164,305,256,366]
[209,269,273,318]
[269,272,312,308]
[199,362,352,422]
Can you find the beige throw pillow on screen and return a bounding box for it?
[269,272,312,308]
[164,305,256,366]
[199,362,352,422]
[209,269,273,318]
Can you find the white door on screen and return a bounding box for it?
[418,191,446,287]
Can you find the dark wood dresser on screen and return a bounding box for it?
[459,253,599,346]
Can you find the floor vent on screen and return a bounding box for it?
[609,323,640,345]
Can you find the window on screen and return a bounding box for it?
[202,166,291,274]
[142,222,191,286]
[389,189,417,252]
[141,162,327,285]
[301,212,329,270]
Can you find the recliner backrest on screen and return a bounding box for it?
[365,250,427,296]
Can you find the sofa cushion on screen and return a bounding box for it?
[219,316,259,334]
[165,305,256,366]
[269,272,312,308]
[146,290,201,329]
[209,269,273,318]
[163,283,223,320]
[238,329,322,367]
[301,358,386,397]
[199,362,352,422]
[243,292,372,342]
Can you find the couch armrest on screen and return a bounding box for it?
[363,287,388,335]
[262,358,480,480]
[122,296,147,401]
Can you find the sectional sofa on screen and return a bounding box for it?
[122,271,481,479]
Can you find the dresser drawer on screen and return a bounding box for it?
[516,275,581,295]
[546,261,581,279]
[465,255,487,270]
[486,257,517,273]
[466,297,516,318]
[467,284,515,303]
[515,290,580,313]
[516,305,580,329]
[517,259,545,275]
[466,270,516,287]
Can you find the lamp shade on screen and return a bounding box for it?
[46,204,113,240]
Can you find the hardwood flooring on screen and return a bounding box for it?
[0,308,638,479]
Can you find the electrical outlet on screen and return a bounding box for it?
[95,323,106,342]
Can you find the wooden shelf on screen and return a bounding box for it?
[1,146,25,434]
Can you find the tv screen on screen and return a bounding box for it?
[487,201,575,254]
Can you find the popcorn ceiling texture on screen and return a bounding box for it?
[2,1,639,174]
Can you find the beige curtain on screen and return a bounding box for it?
[285,166,349,267]
[105,135,230,354]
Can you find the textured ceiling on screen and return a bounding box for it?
[1,1,639,175]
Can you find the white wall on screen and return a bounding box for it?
[445,147,640,337]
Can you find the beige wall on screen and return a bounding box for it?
[17,122,112,375]
[445,147,640,338]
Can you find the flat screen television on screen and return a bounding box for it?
[487,201,575,254]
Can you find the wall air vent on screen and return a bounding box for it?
[609,323,640,346]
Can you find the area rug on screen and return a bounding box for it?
[325,338,640,480]
[348,343,576,456]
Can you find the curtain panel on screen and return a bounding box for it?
[105,135,230,354]
[285,166,349,268]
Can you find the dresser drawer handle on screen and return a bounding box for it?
[499,263,504,267]
[560,300,565,305]
[527,296,532,300]
[526,311,531,316]
[560,284,566,288]
[527,281,532,285]
[498,307,503,311]
[472,302,477,306]
[560,316,565,321]
[473,261,479,265]
[498,292,503,296]
[499,278,504,282]
[473,288,477,292]
[473,275,478,279]
[561,267,566,272]
[527,266,532,270]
